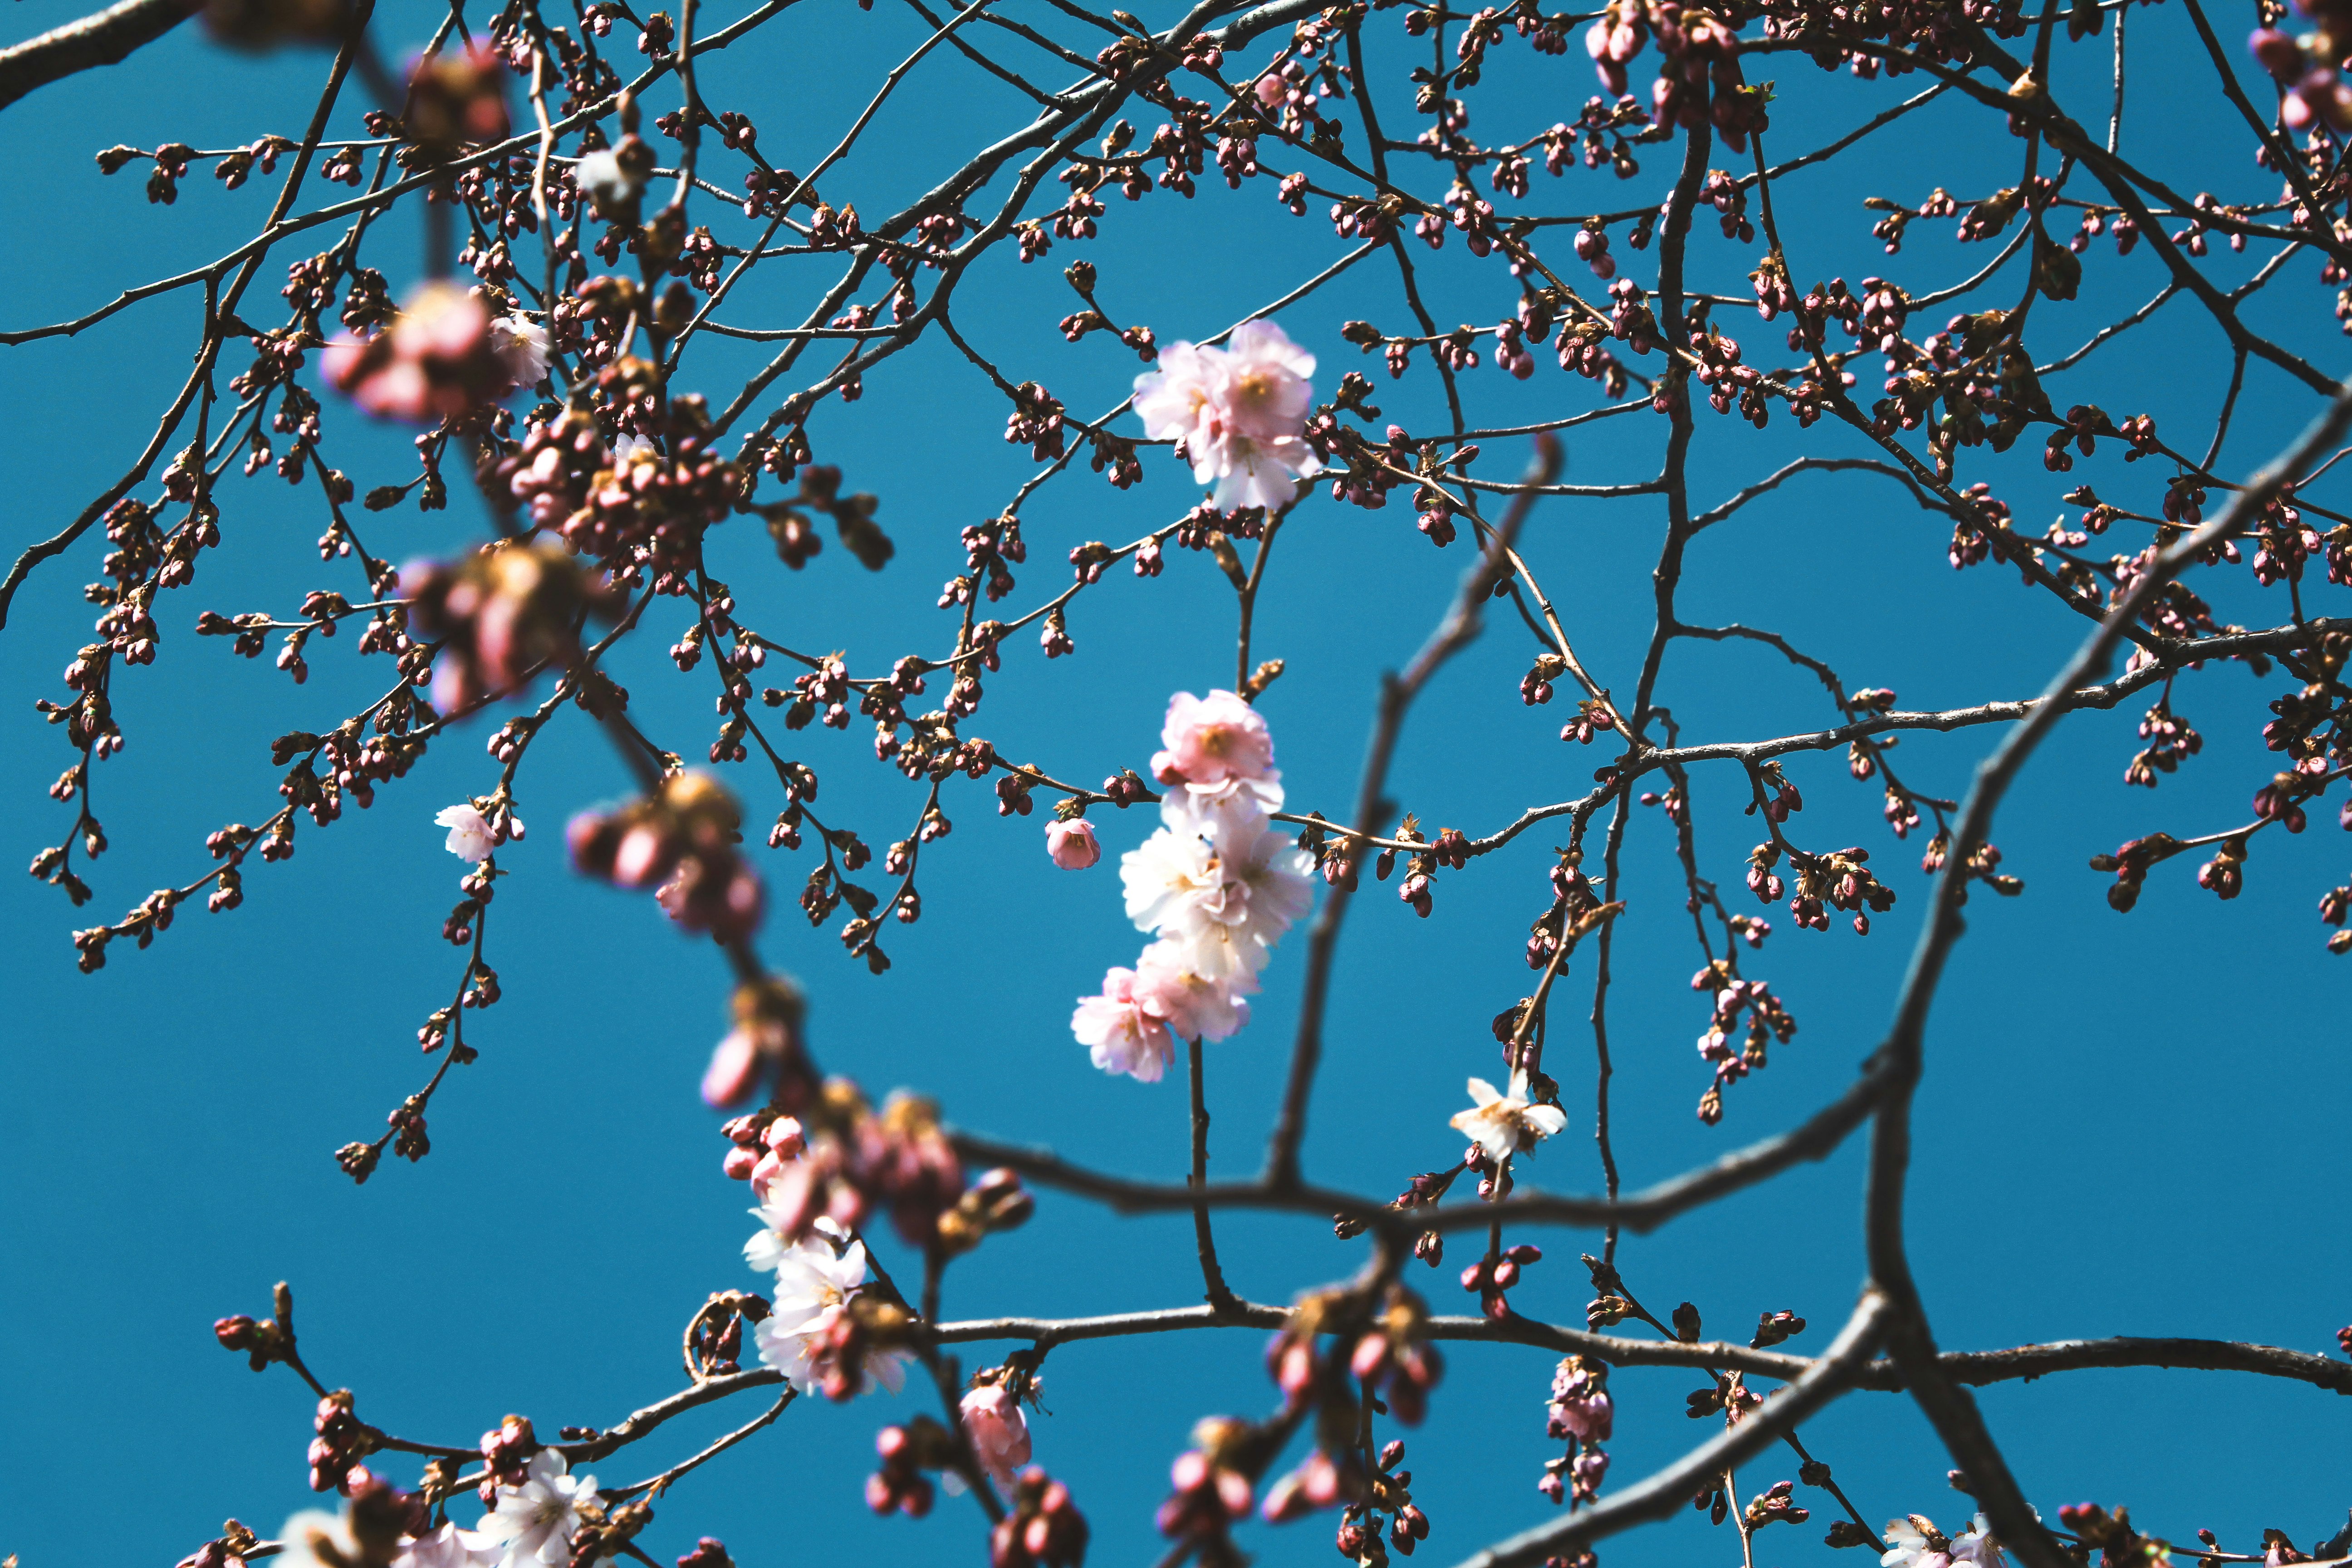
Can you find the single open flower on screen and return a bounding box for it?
[474,1449,599,1568]
[1449,1068,1567,1163]
[436,802,498,862]
[960,1382,1034,1489]
[489,315,549,391]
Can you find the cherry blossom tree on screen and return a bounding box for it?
[5,0,2352,1564]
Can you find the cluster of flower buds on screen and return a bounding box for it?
[213,1284,296,1372]
[568,770,764,942]
[1690,959,1798,1117]
[1588,0,1761,149]
[397,46,510,165]
[760,463,894,576]
[683,1289,769,1378]
[2251,16,2352,132]
[308,1389,380,1493]
[171,1520,260,1568]
[1547,1355,1615,1446]
[739,1078,977,1250]
[869,1414,959,1517]
[1338,1440,1435,1562]
[403,540,593,715]
[322,283,540,422]
[477,1413,539,1506]
[1349,1284,1445,1423]
[703,976,809,1109]
[1460,1244,1544,1318]
[991,1469,1089,1568]
[555,376,754,585]
[936,1166,1038,1254]
[503,405,608,529]
[1155,1419,1260,1568]
[2058,1503,2157,1565]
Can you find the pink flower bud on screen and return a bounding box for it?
[960,1383,1034,1488]
[2250,26,2303,80]
[1045,818,1101,869]
[701,1026,762,1107]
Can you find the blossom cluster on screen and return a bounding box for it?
[320,282,546,423]
[1132,321,1323,512]
[1070,690,1314,1082]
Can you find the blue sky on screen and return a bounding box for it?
[1,1,2346,1565]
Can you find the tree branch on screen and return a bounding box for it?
[0,0,193,114]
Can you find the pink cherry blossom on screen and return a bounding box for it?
[701,1026,762,1107]
[1045,818,1101,869]
[1133,941,1253,1043]
[960,1383,1034,1489]
[1070,965,1177,1082]
[323,284,507,421]
[1150,690,1278,816]
[1132,319,1321,512]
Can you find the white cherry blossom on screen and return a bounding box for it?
[474,1449,600,1568]
[1071,962,1178,1082]
[1121,811,1314,985]
[1950,1514,2007,1568]
[1450,1068,1568,1163]
[750,1219,909,1396]
[397,1523,501,1568]
[271,1510,358,1568]
[489,316,549,391]
[436,802,498,862]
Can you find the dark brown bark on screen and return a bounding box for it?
[0,0,194,113]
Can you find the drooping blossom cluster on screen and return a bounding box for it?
[266,1454,601,1568]
[1881,1511,2009,1568]
[61,0,2352,1558]
[567,771,765,942]
[1538,1354,1613,1508]
[1071,690,1313,1081]
[403,541,598,715]
[1132,320,1323,512]
[321,283,544,422]
[745,1214,913,1400]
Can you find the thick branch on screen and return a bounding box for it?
[0,0,192,113]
